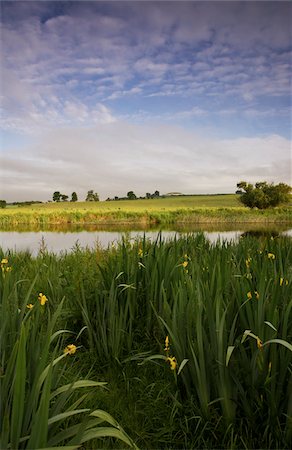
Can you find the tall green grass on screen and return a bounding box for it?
[1,233,291,448]
[0,261,138,449]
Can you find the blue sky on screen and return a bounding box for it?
[1,0,291,201]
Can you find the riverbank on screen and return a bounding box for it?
[1,195,291,226]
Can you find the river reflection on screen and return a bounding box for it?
[0,224,291,256]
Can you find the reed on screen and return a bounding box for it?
[0,262,138,449]
[1,233,291,448]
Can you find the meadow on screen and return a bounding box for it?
[1,194,292,226]
[1,233,291,449]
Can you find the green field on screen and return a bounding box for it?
[1,194,292,225]
[1,234,291,449]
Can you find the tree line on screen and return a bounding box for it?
[52,190,161,202]
[106,190,161,201]
[52,190,99,202]
[0,182,290,209]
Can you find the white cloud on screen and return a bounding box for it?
[0,122,290,202]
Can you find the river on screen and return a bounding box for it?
[0,223,291,256]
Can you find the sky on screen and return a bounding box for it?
[1,0,291,202]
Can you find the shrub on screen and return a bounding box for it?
[236,181,291,209]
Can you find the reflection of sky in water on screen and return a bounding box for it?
[0,229,291,256]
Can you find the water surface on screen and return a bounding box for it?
[0,223,291,256]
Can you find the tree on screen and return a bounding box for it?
[153,190,160,197]
[236,181,291,209]
[86,190,99,201]
[71,192,78,202]
[61,194,69,202]
[146,192,151,199]
[0,200,6,209]
[127,191,137,200]
[53,191,61,202]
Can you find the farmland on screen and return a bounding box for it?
[1,233,291,449]
[1,194,292,226]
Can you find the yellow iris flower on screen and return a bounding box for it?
[64,344,77,355]
[38,293,48,305]
[164,335,170,352]
[167,356,177,371]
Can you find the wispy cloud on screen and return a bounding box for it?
[1,1,291,201]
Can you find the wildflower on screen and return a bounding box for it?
[164,335,170,352]
[182,261,188,268]
[26,303,34,309]
[257,337,263,351]
[63,344,77,355]
[138,248,143,258]
[267,253,275,260]
[1,258,12,275]
[280,277,288,286]
[38,293,48,306]
[245,257,252,268]
[167,356,177,371]
[247,291,252,300]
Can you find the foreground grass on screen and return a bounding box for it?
[1,194,291,226]
[1,233,292,449]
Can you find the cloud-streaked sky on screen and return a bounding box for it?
[1,0,291,201]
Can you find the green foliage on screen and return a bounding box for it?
[53,192,69,202]
[71,192,78,202]
[1,194,291,226]
[1,233,292,448]
[86,190,99,202]
[0,200,6,208]
[127,191,137,200]
[237,181,291,209]
[0,267,138,449]
[53,191,62,202]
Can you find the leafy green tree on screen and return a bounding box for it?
[236,181,291,209]
[146,193,151,199]
[0,200,6,208]
[71,192,78,202]
[127,191,137,200]
[53,191,61,202]
[61,194,69,202]
[86,190,99,201]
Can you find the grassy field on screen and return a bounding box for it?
[1,194,292,225]
[1,233,291,449]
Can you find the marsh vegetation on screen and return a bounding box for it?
[1,233,291,448]
[1,195,291,226]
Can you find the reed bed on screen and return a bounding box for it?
[1,195,291,226]
[0,207,291,226]
[0,233,291,449]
